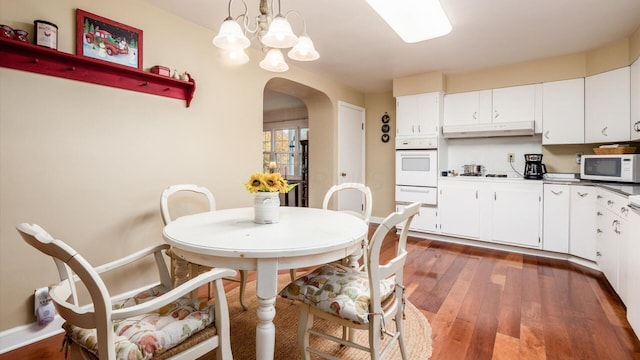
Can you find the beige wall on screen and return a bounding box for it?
[0,0,364,331]
[365,92,397,218]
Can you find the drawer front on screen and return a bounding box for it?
[395,186,437,205]
[597,189,629,218]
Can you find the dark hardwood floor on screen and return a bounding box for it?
[4,228,640,359]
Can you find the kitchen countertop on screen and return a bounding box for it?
[439,176,542,183]
[439,176,640,196]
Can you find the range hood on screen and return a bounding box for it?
[442,121,535,138]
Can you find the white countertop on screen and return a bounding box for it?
[439,176,640,196]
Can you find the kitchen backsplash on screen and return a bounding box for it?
[445,135,543,177]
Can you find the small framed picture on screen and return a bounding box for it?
[76,9,143,70]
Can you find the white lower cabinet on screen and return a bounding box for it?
[595,189,628,301]
[569,186,597,261]
[439,181,482,238]
[541,184,597,259]
[626,202,640,335]
[395,204,438,233]
[491,183,542,248]
[438,179,542,248]
[543,184,570,252]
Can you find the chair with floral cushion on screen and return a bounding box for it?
[17,223,234,360]
[161,184,248,310]
[279,202,421,360]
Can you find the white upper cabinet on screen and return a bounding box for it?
[585,67,631,143]
[396,92,443,137]
[443,90,492,126]
[444,84,541,132]
[631,58,640,141]
[542,78,585,144]
[492,84,540,125]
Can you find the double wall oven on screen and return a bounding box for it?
[395,137,438,207]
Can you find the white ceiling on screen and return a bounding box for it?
[145,0,640,94]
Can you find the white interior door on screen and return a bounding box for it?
[338,101,365,213]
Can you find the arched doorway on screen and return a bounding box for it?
[263,78,333,208]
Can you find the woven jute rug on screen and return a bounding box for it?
[207,273,432,359]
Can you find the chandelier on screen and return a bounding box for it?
[213,0,320,72]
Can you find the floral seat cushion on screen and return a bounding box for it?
[63,285,215,360]
[279,263,396,324]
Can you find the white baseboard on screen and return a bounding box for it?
[0,315,64,354]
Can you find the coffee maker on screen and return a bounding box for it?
[524,154,547,179]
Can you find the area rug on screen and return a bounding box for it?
[207,273,432,359]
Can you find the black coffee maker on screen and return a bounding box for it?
[524,154,547,179]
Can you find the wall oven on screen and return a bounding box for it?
[395,137,438,206]
[395,149,438,188]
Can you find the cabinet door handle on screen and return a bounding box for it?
[601,126,608,136]
[597,229,603,233]
[544,130,550,139]
[417,125,421,133]
[472,111,477,120]
[475,190,478,199]
[597,211,603,216]
[577,192,588,197]
[607,200,614,206]
[612,219,620,234]
[634,121,640,132]
[494,109,499,119]
[596,251,602,257]
[597,195,603,199]
[621,207,628,215]
[412,125,415,133]
[551,190,563,195]
[494,192,497,201]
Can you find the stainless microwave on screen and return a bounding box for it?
[580,154,640,183]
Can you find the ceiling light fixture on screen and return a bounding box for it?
[213,0,319,72]
[366,0,452,43]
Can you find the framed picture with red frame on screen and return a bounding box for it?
[76,9,143,70]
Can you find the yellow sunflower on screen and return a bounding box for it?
[244,173,266,193]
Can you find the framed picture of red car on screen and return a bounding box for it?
[76,9,143,70]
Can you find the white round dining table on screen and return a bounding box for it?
[162,206,368,360]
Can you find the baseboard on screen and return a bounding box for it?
[0,282,159,355]
[0,315,64,354]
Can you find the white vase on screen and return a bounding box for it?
[254,192,280,224]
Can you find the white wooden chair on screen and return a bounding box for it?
[289,182,373,281]
[17,223,234,360]
[322,182,373,226]
[279,202,421,360]
[161,184,248,310]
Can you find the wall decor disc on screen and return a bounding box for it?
[381,124,390,133]
[381,113,390,123]
[381,133,390,142]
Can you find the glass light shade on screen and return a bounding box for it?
[259,49,289,72]
[288,35,319,61]
[261,16,298,49]
[219,48,250,66]
[213,19,250,50]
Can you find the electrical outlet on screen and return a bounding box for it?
[34,287,49,312]
[507,153,515,163]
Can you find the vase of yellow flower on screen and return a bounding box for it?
[245,172,297,224]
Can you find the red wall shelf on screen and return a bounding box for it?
[0,37,196,107]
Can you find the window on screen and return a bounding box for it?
[263,126,307,178]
